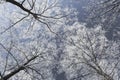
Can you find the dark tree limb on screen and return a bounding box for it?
[1,55,39,80]
[6,0,38,18]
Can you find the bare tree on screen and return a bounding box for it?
[0,0,66,34]
[87,0,120,40]
[63,23,120,80]
[0,0,68,80]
